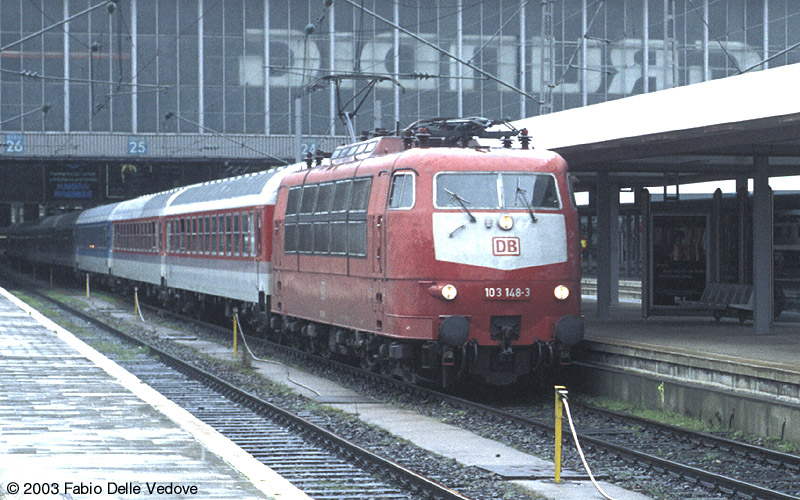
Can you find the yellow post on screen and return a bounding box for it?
[86,273,90,298]
[554,385,567,483]
[134,287,141,320]
[232,308,239,358]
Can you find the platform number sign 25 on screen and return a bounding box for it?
[127,137,148,155]
[4,133,24,154]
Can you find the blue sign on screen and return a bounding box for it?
[4,133,24,154]
[127,136,148,155]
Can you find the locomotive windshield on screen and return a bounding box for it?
[434,173,560,209]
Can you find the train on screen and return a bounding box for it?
[5,118,583,387]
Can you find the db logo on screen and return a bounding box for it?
[492,237,521,256]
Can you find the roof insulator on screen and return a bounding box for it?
[402,130,414,150]
[519,128,531,149]
[417,127,431,148]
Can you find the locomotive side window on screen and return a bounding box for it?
[330,221,347,254]
[284,176,372,258]
[314,222,330,253]
[286,187,301,215]
[300,185,318,214]
[348,221,367,256]
[298,223,313,253]
[331,180,352,212]
[316,183,334,213]
[285,223,298,253]
[350,178,372,211]
[389,172,415,209]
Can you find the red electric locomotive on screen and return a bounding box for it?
[271,118,583,387]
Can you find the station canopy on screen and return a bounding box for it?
[507,62,800,191]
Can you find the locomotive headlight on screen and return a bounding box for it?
[441,284,458,300]
[498,214,514,230]
[554,285,570,301]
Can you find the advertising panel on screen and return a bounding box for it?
[651,214,708,308]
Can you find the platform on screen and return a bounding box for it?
[578,298,800,442]
[0,286,311,500]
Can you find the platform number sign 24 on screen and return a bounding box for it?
[4,134,24,154]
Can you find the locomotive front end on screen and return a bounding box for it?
[386,149,583,386]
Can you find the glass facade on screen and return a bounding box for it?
[1,0,799,137]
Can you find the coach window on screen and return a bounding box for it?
[243,212,251,256]
[233,213,240,256]
[204,216,210,254]
[225,214,232,256]
[256,212,262,255]
[211,216,217,254]
[389,172,415,209]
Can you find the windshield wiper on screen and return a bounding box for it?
[515,180,538,223]
[444,188,476,223]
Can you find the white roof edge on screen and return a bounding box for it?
[513,63,800,151]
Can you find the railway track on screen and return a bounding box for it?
[496,402,800,500]
[9,282,475,500]
[10,272,800,500]
[235,327,800,499]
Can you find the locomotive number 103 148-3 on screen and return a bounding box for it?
[484,286,531,300]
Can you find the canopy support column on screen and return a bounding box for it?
[596,173,620,319]
[752,156,773,334]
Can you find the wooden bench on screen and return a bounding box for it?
[679,283,753,323]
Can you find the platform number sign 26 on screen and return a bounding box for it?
[127,137,148,155]
[4,133,25,154]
